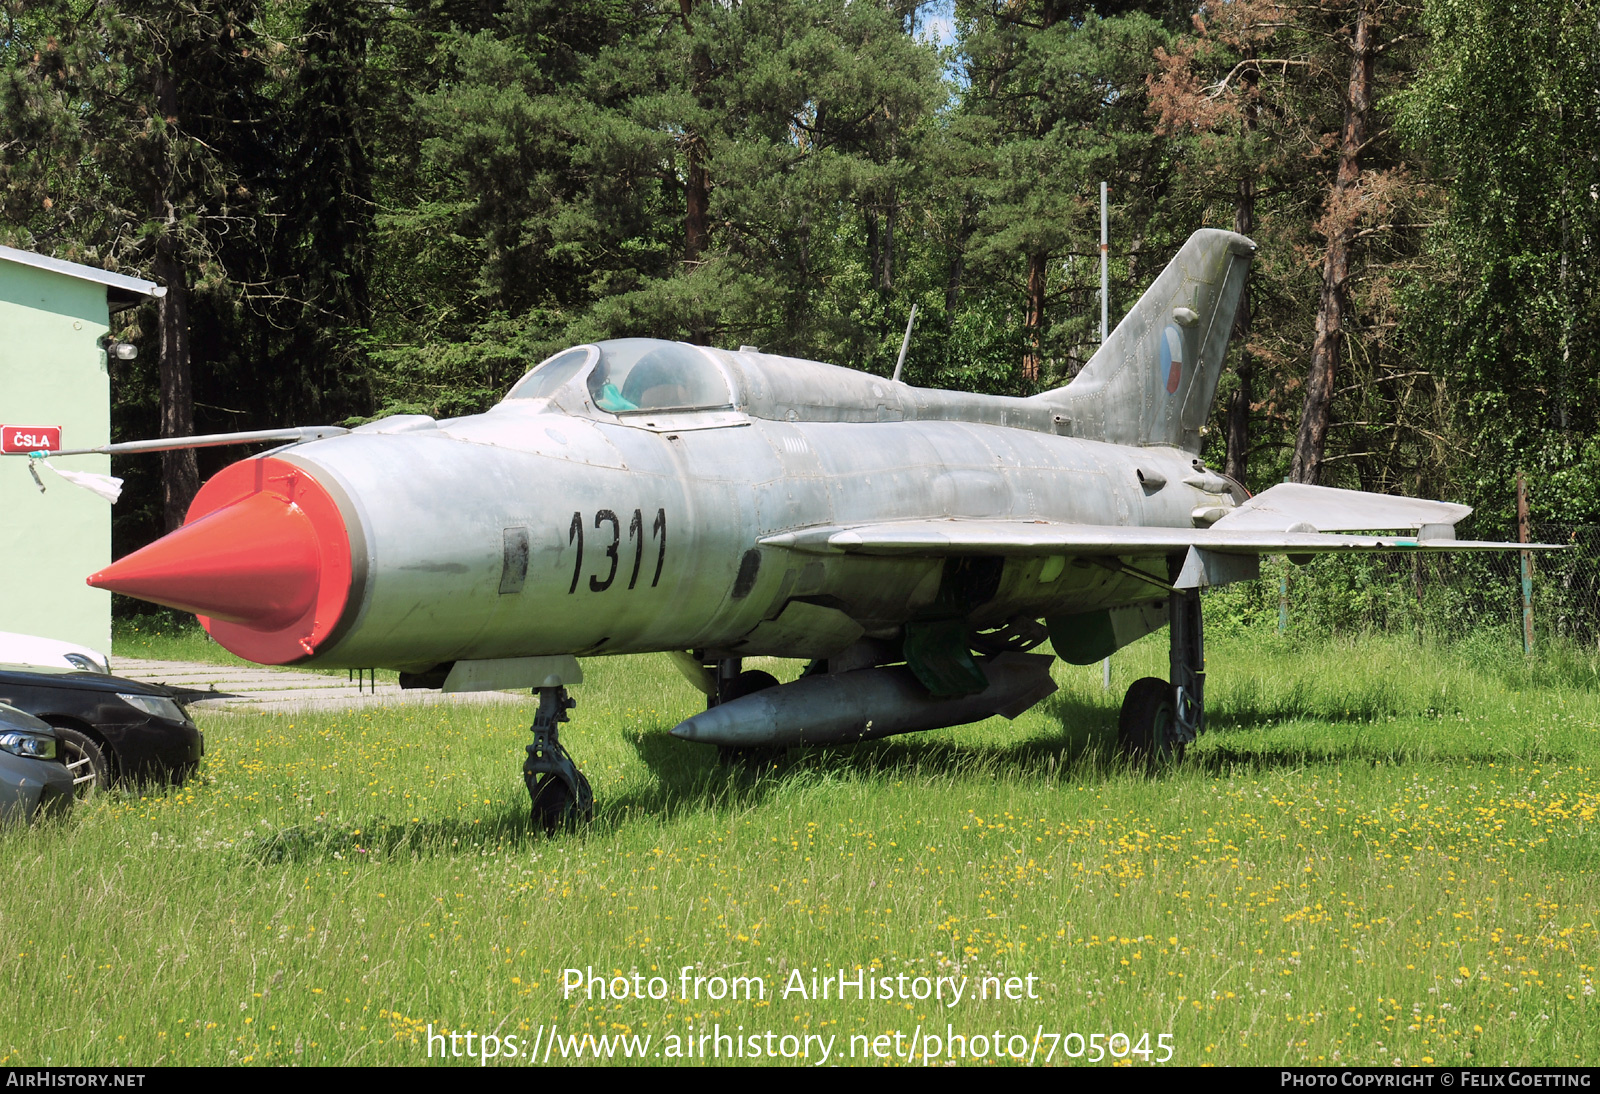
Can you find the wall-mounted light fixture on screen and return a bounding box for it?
[97,333,138,360]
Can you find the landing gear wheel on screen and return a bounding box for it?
[716,670,784,768]
[523,686,593,833]
[726,670,779,700]
[53,726,110,797]
[526,769,593,832]
[1118,676,1184,764]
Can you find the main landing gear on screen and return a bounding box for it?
[1118,587,1204,764]
[524,686,593,831]
[708,656,782,767]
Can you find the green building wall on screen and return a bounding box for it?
[0,261,114,655]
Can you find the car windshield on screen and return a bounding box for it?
[586,339,733,413]
[504,347,594,400]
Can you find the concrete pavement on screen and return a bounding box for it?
[112,657,527,713]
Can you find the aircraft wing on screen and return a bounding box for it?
[761,521,1550,557]
[1207,482,1471,533]
[761,518,1557,590]
[762,482,1560,565]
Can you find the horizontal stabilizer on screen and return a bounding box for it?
[762,520,1558,558]
[1210,483,1470,534]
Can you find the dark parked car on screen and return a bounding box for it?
[0,666,203,794]
[0,702,73,821]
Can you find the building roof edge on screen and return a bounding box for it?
[0,244,166,300]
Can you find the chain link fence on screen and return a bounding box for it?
[1205,525,1600,649]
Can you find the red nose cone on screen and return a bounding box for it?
[88,456,354,664]
[89,490,319,627]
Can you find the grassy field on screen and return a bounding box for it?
[112,616,251,665]
[4,629,1598,1067]
[112,617,399,682]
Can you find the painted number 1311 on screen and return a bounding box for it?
[568,508,666,594]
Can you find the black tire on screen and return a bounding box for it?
[1117,677,1184,764]
[529,769,593,832]
[716,670,783,767]
[724,670,780,702]
[53,726,111,796]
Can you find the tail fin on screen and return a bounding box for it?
[1038,228,1255,452]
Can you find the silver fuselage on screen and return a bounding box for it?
[281,377,1229,672]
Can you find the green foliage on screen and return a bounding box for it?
[4,0,1596,569]
[1396,0,1600,528]
[1204,534,1600,664]
[366,0,953,411]
[947,4,1181,388]
[0,0,381,550]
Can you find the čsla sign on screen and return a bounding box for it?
[0,426,62,453]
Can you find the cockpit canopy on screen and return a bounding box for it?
[499,335,1060,435]
[505,339,734,414]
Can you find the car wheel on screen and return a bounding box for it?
[52,726,111,796]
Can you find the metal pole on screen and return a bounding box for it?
[1100,181,1109,343]
[892,303,918,384]
[1518,471,1534,655]
[1278,475,1290,634]
[8,425,349,459]
[1102,181,1112,690]
[1279,566,1290,634]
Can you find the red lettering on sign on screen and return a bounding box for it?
[0,426,62,453]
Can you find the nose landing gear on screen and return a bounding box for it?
[524,685,593,830]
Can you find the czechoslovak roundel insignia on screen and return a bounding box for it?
[1160,325,1184,394]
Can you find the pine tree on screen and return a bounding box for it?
[956,0,1172,387]
[0,1,276,530]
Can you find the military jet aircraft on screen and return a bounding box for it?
[75,229,1543,827]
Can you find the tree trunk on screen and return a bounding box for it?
[678,6,708,263]
[154,229,198,532]
[1017,0,1062,386]
[864,197,896,298]
[879,202,895,296]
[1224,51,1259,487]
[945,202,969,315]
[1022,250,1046,382]
[865,209,880,293]
[1224,173,1255,486]
[153,64,198,531]
[684,138,709,264]
[678,0,711,344]
[1291,1,1373,485]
